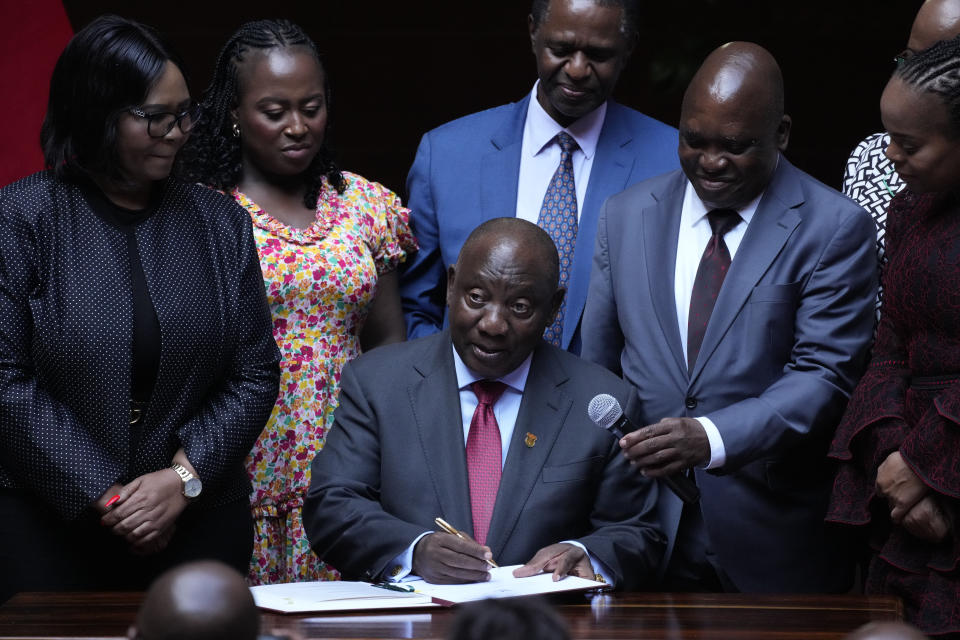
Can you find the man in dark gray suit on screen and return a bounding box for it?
[582,43,877,593]
[305,218,663,587]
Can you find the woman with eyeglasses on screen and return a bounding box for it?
[827,35,960,636]
[178,19,416,584]
[0,15,280,601]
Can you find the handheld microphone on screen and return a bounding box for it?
[587,394,700,504]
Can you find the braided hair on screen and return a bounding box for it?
[895,34,960,138]
[178,19,344,206]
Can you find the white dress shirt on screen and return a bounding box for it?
[454,346,530,466]
[387,346,610,583]
[515,82,607,222]
[675,180,763,469]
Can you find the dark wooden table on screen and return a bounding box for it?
[0,591,902,639]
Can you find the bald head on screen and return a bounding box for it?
[458,217,560,289]
[844,621,929,640]
[683,42,784,129]
[678,42,791,210]
[131,561,259,640]
[908,0,960,54]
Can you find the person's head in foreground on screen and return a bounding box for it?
[845,621,929,640]
[129,561,259,640]
[446,597,571,640]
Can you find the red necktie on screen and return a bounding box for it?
[687,209,741,373]
[466,380,508,545]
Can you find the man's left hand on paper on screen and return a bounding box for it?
[513,542,594,582]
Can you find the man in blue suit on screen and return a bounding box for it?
[582,42,878,592]
[400,0,679,354]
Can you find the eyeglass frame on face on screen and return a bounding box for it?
[127,103,200,138]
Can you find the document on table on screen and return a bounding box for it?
[250,581,437,613]
[250,565,608,612]
[404,565,609,605]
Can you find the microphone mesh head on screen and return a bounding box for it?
[587,394,623,430]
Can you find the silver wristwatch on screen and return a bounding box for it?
[171,463,202,499]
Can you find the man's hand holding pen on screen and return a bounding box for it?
[412,530,494,584]
[412,518,595,585]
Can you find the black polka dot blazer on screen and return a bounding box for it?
[0,172,281,520]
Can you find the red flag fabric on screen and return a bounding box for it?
[0,0,73,188]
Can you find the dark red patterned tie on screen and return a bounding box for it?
[466,380,508,545]
[687,209,742,373]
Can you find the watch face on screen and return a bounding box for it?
[184,477,202,498]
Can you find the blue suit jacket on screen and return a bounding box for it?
[581,159,878,593]
[400,95,679,353]
[303,332,665,589]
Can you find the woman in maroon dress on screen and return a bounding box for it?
[827,36,960,636]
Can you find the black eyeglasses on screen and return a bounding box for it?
[128,103,200,138]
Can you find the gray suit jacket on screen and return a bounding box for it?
[303,332,664,589]
[581,158,878,592]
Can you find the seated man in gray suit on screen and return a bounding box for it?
[582,43,878,593]
[305,218,663,587]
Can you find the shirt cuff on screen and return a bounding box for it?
[385,531,432,582]
[562,540,613,586]
[696,416,726,469]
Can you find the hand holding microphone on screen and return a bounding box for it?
[587,394,701,504]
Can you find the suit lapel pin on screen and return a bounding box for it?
[524,432,537,448]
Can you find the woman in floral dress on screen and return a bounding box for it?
[180,19,416,584]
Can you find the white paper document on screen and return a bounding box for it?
[404,565,609,605]
[250,581,436,613]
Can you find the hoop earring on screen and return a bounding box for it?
[232,122,241,138]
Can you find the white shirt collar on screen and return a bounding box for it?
[683,182,762,230]
[524,81,607,161]
[682,155,781,229]
[452,343,531,393]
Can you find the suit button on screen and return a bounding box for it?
[685,397,698,410]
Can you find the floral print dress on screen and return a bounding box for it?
[234,172,417,585]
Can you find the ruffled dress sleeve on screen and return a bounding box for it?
[827,193,914,525]
[900,383,960,501]
[827,309,910,524]
[342,172,418,275]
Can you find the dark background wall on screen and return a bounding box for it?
[61,0,920,197]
